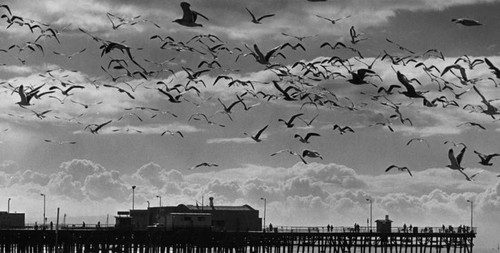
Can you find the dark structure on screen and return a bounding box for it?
[117,197,261,231]
[0,228,476,253]
[375,215,392,233]
[0,212,24,229]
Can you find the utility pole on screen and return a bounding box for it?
[132,185,136,210]
[366,198,372,232]
[41,193,46,227]
[260,197,267,230]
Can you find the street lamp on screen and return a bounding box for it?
[366,198,372,232]
[132,186,136,210]
[7,198,10,213]
[467,200,473,232]
[156,195,162,207]
[260,197,266,229]
[147,200,150,209]
[41,193,46,227]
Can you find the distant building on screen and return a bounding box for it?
[375,215,393,233]
[0,212,25,228]
[115,211,132,230]
[116,197,262,231]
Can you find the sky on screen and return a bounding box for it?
[0,0,500,250]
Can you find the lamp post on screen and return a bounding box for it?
[156,195,162,207]
[7,198,10,213]
[41,193,46,227]
[366,198,372,232]
[147,201,150,209]
[132,186,136,210]
[260,197,266,230]
[467,200,473,231]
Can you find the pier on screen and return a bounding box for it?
[0,226,475,253]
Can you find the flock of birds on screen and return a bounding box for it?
[0,2,499,180]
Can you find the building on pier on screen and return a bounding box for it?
[117,197,261,231]
[375,215,392,233]
[0,211,25,228]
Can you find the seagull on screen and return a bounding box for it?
[473,150,500,166]
[278,113,304,128]
[406,138,430,148]
[333,124,354,135]
[457,122,486,130]
[349,26,367,44]
[246,8,275,24]
[484,58,500,79]
[15,84,44,107]
[173,2,208,27]
[451,18,482,26]
[270,149,307,164]
[44,139,77,145]
[161,130,184,138]
[189,162,218,170]
[385,165,412,177]
[472,85,500,119]
[302,149,323,160]
[446,147,472,181]
[84,120,113,134]
[294,132,320,144]
[315,14,351,24]
[244,125,269,142]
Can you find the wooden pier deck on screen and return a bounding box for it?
[0,228,475,253]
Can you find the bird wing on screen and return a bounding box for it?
[254,125,269,139]
[257,14,275,22]
[385,165,396,172]
[456,146,467,165]
[180,2,193,21]
[246,8,256,21]
[304,132,320,140]
[448,148,459,169]
[397,71,417,94]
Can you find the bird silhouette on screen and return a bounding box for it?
[294,132,320,143]
[446,147,472,181]
[451,18,482,26]
[278,113,304,128]
[315,14,351,24]
[245,125,269,142]
[271,149,307,164]
[174,2,208,27]
[84,120,113,134]
[246,8,275,24]
[302,149,323,160]
[385,165,412,176]
[189,162,218,170]
[473,150,500,166]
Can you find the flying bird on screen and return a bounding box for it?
[84,120,113,134]
[173,2,208,27]
[270,149,307,164]
[294,132,320,144]
[244,125,269,142]
[406,138,430,148]
[473,150,500,166]
[278,113,304,128]
[457,122,486,130]
[333,124,354,135]
[189,162,218,170]
[446,147,473,181]
[315,14,351,24]
[484,58,500,79]
[246,8,275,24]
[385,165,412,177]
[302,149,323,160]
[451,18,482,26]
